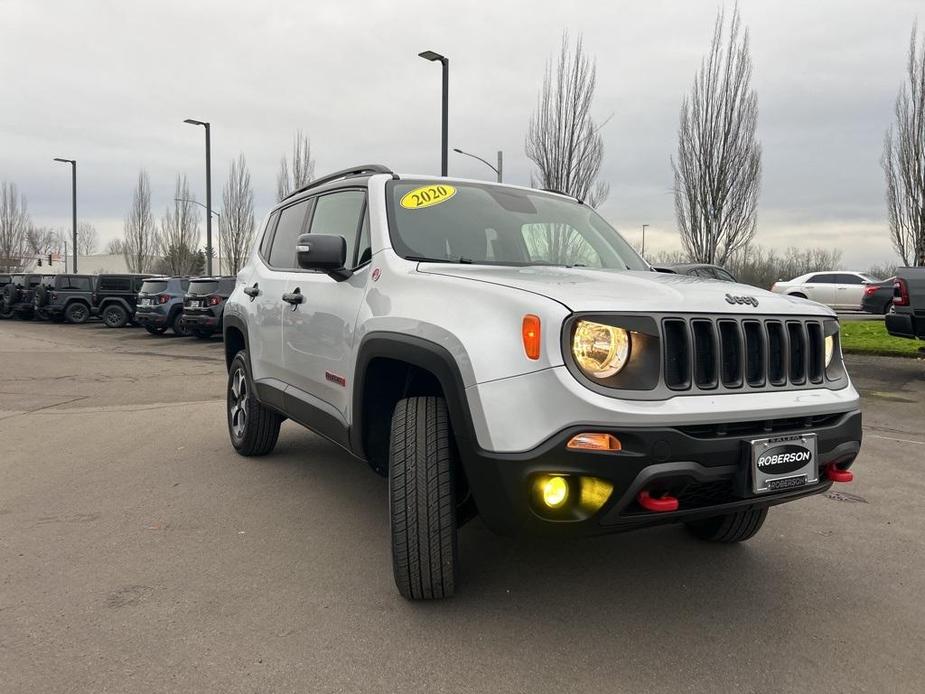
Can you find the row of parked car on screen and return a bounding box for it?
[0,272,235,337]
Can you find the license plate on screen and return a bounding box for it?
[140,298,152,306]
[190,300,202,308]
[751,433,818,494]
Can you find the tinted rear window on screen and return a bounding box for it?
[140,280,169,294]
[188,280,219,295]
[57,276,92,291]
[98,277,131,291]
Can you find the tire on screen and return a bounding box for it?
[389,396,458,600]
[685,507,768,543]
[0,304,11,319]
[145,325,167,335]
[34,285,49,307]
[193,328,214,339]
[65,302,90,324]
[172,312,192,337]
[882,300,893,315]
[227,351,281,456]
[102,304,128,328]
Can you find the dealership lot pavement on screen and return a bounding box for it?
[1,321,923,693]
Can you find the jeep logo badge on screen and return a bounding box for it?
[725,293,759,307]
[756,445,813,475]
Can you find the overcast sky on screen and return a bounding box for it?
[1,0,919,269]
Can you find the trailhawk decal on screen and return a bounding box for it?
[400,184,456,209]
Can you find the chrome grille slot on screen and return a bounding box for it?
[718,320,743,388]
[806,322,824,383]
[766,321,787,386]
[663,319,691,390]
[691,319,718,389]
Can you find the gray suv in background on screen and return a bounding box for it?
[181,277,235,338]
[136,277,192,336]
[33,274,96,323]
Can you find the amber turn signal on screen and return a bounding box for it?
[567,433,622,451]
[522,314,541,360]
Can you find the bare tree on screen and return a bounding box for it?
[105,238,124,255]
[77,222,98,255]
[526,32,609,208]
[276,130,315,201]
[883,24,925,267]
[0,181,32,271]
[221,153,256,274]
[122,170,158,273]
[672,5,762,265]
[158,174,202,275]
[26,226,59,256]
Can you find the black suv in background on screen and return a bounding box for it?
[93,274,150,328]
[0,274,13,319]
[182,276,235,338]
[2,274,42,320]
[136,277,193,336]
[34,274,96,323]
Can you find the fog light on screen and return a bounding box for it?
[542,476,569,508]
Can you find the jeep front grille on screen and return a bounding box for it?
[663,317,827,392]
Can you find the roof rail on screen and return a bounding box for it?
[284,164,395,200]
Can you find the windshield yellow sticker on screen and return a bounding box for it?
[400,184,456,209]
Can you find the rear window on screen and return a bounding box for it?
[98,277,130,291]
[140,280,169,294]
[57,276,92,291]
[27,276,42,287]
[188,280,220,295]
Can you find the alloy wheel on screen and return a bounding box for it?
[229,367,248,438]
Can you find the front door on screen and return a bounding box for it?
[834,273,865,309]
[802,274,836,306]
[283,190,369,418]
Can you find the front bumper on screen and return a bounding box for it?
[461,409,861,537]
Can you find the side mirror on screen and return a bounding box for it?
[296,234,351,280]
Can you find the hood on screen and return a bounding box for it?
[417,265,833,316]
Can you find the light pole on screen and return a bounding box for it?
[183,118,213,275]
[53,157,77,272]
[641,224,649,256]
[176,198,221,275]
[453,148,502,182]
[418,50,449,176]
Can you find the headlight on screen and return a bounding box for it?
[572,320,630,378]
[824,335,835,367]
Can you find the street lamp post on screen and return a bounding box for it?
[183,119,213,275]
[53,157,77,272]
[453,147,503,182]
[176,198,221,275]
[641,224,649,256]
[418,50,449,176]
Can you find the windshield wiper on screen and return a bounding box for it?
[405,255,473,264]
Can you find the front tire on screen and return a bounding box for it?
[102,304,128,328]
[389,396,458,600]
[685,507,768,543]
[227,351,281,456]
[145,325,167,335]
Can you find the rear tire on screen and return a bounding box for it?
[227,351,281,456]
[389,396,458,600]
[65,303,90,324]
[172,312,192,337]
[193,328,213,339]
[685,507,768,543]
[102,304,128,328]
[145,325,167,335]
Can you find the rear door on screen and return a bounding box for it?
[834,273,866,309]
[801,274,836,305]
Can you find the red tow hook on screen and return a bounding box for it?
[826,464,854,483]
[638,490,679,513]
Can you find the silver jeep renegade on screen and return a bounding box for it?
[223,165,862,600]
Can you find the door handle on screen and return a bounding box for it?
[243,283,260,300]
[282,288,305,307]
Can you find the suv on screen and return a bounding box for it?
[34,274,96,323]
[93,274,150,328]
[136,277,192,336]
[181,276,236,338]
[2,273,42,320]
[222,166,863,600]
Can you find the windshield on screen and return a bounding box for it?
[387,181,648,270]
[140,280,168,294]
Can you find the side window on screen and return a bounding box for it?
[181,279,190,291]
[308,191,366,268]
[99,277,130,291]
[269,201,312,268]
[356,206,371,267]
[806,274,832,284]
[68,277,91,291]
[259,211,280,260]
[837,273,863,285]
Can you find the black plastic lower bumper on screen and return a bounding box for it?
[180,313,219,328]
[460,410,862,537]
[135,311,168,327]
[885,312,923,340]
